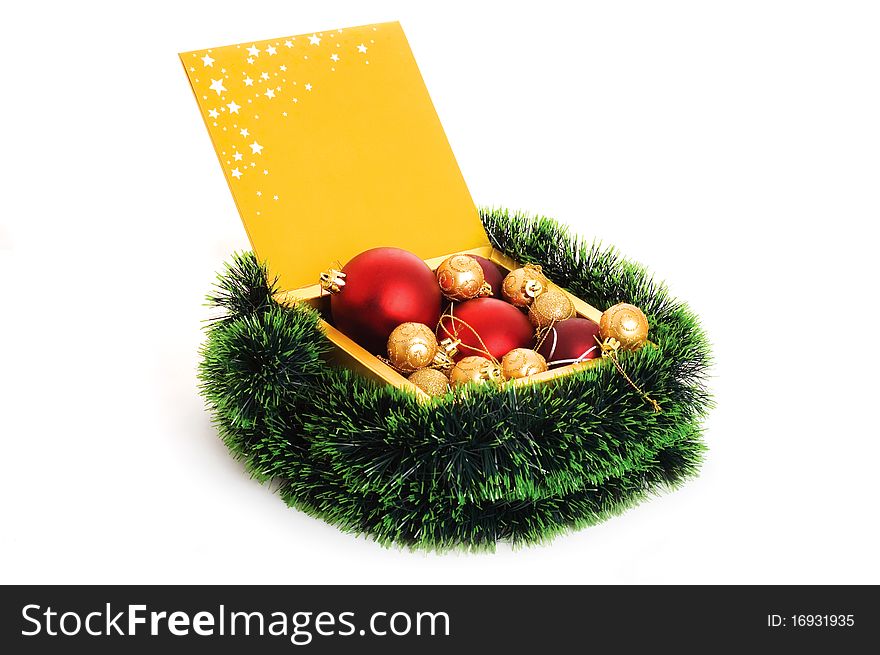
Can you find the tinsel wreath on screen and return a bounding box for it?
[198,209,713,551]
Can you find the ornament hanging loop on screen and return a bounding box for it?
[533,320,558,352]
[436,311,501,367]
[597,336,662,413]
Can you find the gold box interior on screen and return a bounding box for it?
[274,246,605,401]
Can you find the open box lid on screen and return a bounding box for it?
[180,21,489,291]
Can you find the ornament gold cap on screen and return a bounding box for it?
[319,268,347,294]
[599,337,621,357]
[433,337,461,370]
[524,279,544,298]
[482,360,504,382]
[502,263,550,307]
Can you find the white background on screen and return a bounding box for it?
[2,1,878,585]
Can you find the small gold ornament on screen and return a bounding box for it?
[599,303,649,351]
[386,323,439,373]
[449,355,503,387]
[408,368,450,397]
[501,264,549,307]
[319,268,346,294]
[436,254,491,301]
[528,287,575,328]
[501,348,548,380]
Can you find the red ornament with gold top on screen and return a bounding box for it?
[437,297,534,362]
[326,247,442,355]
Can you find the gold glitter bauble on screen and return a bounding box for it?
[436,254,488,301]
[501,348,548,380]
[599,302,649,351]
[528,287,575,328]
[407,368,450,396]
[386,322,439,373]
[501,264,549,307]
[449,356,503,387]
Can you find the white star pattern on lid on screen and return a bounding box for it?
[187,24,385,219]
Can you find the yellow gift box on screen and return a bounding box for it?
[181,21,604,399]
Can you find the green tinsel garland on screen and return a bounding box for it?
[198,208,713,550]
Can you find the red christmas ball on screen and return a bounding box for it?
[468,255,505,297]
[331,247,442,354]
[437,298,534,361]
[536,318,602,368]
